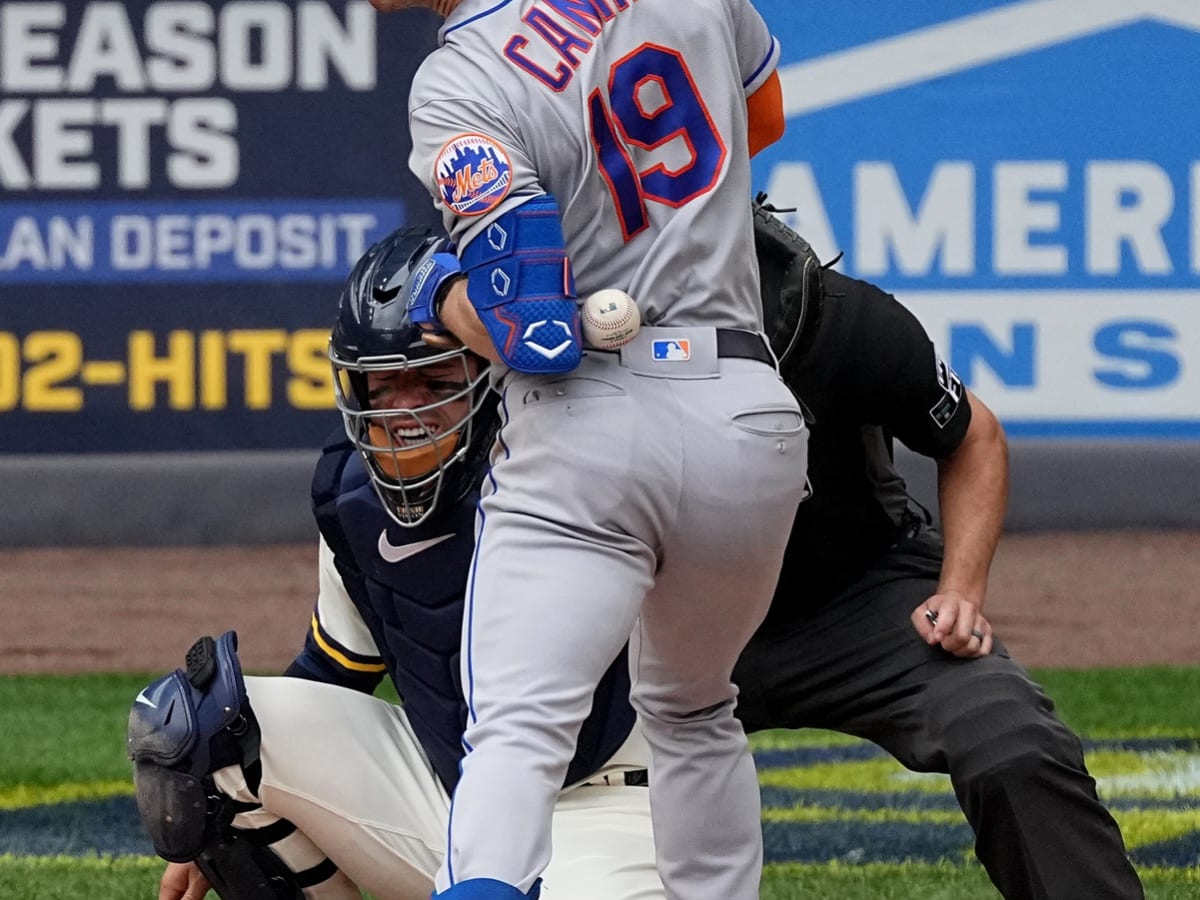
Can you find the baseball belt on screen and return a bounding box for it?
[715,328,773,366]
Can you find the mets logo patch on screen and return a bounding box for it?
[435,133,513,217]
[652,338,690,361]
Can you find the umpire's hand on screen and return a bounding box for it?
[913,590,994,658]
[159,861,211,900]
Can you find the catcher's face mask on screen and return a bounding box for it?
[328,224,497,527]
[332,345,491,527]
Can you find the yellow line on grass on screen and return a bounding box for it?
[0,780,133,810]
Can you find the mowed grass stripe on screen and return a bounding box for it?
[757,747,1200,800]
[2,668,1198,895]
[759,802,1200,852]
[0,781,133,811]
[3,857,1199,900]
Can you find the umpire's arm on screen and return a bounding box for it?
[936,390,1008,612]
[924,390,1009,656]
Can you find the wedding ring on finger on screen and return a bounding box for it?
[970,629,985,641]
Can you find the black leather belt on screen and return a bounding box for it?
[716,329,773,366]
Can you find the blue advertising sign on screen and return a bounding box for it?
[752,0,1200,437]
[4,1,1197,452]
[0,1,439,452]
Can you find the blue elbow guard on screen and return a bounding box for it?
[460,195,582,374]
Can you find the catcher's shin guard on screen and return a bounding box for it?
[195,828,306,900]
[127,631,261,862]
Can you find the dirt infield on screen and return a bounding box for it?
[2,530,1198,675]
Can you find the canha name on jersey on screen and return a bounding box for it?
[503,0,639,90]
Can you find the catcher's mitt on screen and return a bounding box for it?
[753,192,825,369]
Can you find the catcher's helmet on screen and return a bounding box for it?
[330,224,497,527]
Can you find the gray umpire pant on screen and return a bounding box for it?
[733,526,1144,900]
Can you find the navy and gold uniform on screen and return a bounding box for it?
[143,433,659,900]
[292,430,637,795]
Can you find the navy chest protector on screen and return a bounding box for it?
[314,444,636,794]
[126,631,259,862]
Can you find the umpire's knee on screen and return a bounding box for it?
[927,658,1087,795]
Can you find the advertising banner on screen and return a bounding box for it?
[752,0,1200,437]
[0,1,438,452]
[3,1,1197,454]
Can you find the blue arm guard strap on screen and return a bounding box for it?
[460,195,582,374]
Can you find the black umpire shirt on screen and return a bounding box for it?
[766,269,973,625]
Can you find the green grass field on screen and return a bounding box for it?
[2,667,1198,899]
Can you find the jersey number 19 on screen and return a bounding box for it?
[588,44,727,242]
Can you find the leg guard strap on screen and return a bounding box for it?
[195,828,306,900]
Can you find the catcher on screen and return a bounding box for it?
[129,224,661,900]
[129,204,1143,900]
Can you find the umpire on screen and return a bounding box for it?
[738,202,1145,899]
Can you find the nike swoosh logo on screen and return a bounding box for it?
[135,689,157,709]
[378,531,454,564]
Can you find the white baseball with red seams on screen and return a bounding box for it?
[581,288,640,349]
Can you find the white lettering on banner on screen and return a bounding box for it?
[764,159,1200,278]
[102,99,166,189]
[0,1,375,192]
[1193,162,1200,275]
[110,212,376,272]
[0,1,376,92]
[34,98,97,189]
[855,162,974,276]
[0,96,239,190]
[0,216,91,270]
[0,100,30,187]
[220,2,293,91]
[900,291,1200,420]
[0,3,65,91]
[994,162,1067,275]
[68,3,146,92]
[166,99,238,188]
[145,3,217,91]
[1087,162,1174,274]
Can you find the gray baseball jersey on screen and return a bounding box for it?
[404,3,806,899]
[409,0,780,329]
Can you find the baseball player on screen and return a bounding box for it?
[130,225,665,900]
[132,212,1143,900]
[373,2,808,899]
[744,201,1145,899]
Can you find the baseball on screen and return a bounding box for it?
[582,288,640,350]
